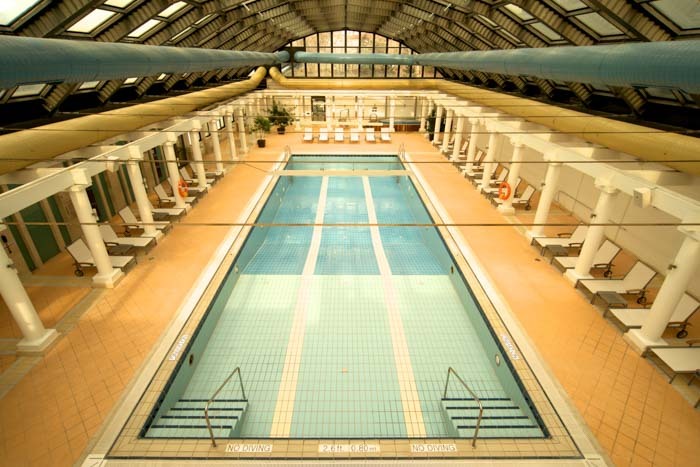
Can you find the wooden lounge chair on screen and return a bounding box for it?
[577,261,657,304]
[66,238,136,277]
[552,239,621,275]
[99,224,156,253]
[531,225,589,255]
[118,206,172,236]
[303,127,313,142]
[607,293,699,338]
[319,127,329,142]
[380,127,392,142]
[366,128,376,142]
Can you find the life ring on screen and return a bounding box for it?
[177,179,189,198]
[498,181,511,200]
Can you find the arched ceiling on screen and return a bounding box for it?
[0,0,698,131]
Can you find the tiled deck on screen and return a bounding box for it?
[0,131,698,466]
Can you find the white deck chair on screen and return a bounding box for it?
[349,128,360,142]
[154,184,197,206]
[66,238,135,277]
[319,127,329,142]
[553,239,621,274]
[380,127,392,142]
[335,127,344,142]
[481,169,511,195]
[608,293,699,337]
[366,128,376,142]
[119,206,171,236]
[648,342,700,383]
[179,167,214,189]
[99,224,156,252]
[532,225,589,254]
[303,127,313,142]
[577,261,657,302]
[493,185,536,210]
[462,149,487,179]
[148,199,186,219]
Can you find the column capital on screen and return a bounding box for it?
[508,135,527,149]
[69,167,91,188]
[678,224,700,242]
[594,178,618,194]
[127,145,143,161]
[163,140,175,147]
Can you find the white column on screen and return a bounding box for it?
[237,107,248,154]
[478,131,500,190]
[357,96,363,129]
[294,97,302,130]
[565,183,618,284]
[626,229,700,352]
[432,105,443,145]
[389,96,395,131]
[441,109,454,153]
[225,109,238,163]
[527,162,563,240]
[68,180,122,287]
[497,142,525,215]
[0,231,58,352]
[461,119,480,175]
[325,96,332,128]
[210,119,224,174]
[450,113,465,162]
[419,98,428,133]
[163,142,186,209]
[188,129,208,190]
[126,147,159,238]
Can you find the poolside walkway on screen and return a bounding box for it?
[0,131,698,467]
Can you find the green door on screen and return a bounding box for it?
[19,202,60,264]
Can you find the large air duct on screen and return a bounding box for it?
[0,36,288,89]
[0,67,268,175]
[295,41,700,93]
[268,67,700,176]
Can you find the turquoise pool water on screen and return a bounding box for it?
[144,155,545,440]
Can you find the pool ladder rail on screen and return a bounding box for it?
[205,367,247,447]
[442,367,483,447]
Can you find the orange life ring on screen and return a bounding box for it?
[177,179,189,198]
[498,181,511,200]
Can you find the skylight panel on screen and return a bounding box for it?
[12,83,46,98]
[477,15,498,28]
[127,19,161,38]
[158,1,187,18]
[0,90,5,99]
[78,81,100,90]
[504,4,534,21]
[0,0,41,26]
[650,0,700,30]
[499,28,522,44]
[67,9,116,33]
[156,73,168,81]
[531,22,562,40]
[194,14,214,26]
[103,0,137,8]
[123,77,139,84]
[550,0,587,12]
[576,13,623,36]
[170,27,193,42]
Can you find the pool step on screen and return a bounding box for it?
[441,397,543,439]
[147,398,247,439]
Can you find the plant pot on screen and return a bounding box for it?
[257,139,266,148]
[277,126,286,135]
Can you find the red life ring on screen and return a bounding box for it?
[177,179,189,198]
[498,181,511,200]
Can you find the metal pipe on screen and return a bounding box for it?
[0,67,268,175]
[0,36,288,89]
[294,41,700,92]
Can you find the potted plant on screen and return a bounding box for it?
[253,116,271,148]
[268,99,294,134]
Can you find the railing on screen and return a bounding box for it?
[205,367,247,447]
[398,143,406,161]
[284,145,292,161]
[443,367,483,448]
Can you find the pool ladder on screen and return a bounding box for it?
[443,367,483,448]
[204,367,247,447]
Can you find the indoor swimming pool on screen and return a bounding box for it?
[109,153,582,460]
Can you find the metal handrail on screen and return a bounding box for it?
[204,367,246,447]
[443,367,483,448]
[284,145,292,160]
[398,143,406,161]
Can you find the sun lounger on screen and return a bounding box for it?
[553,239,621,274]
[179,167,215,189]
[303,127,313,142]
[493,185,536,210]
[608,293,699,338]
[118,206,172,236]
[366,128,376,142]
[648,340,700,383]
[481,170,514,196]
[335,127,344,142]
[350,128,360,142]
[531,225,589,255]
[319,127,329,142]
[66,238,136,277]
[154,184,197,207]
[380,127,392,142]
[462,149,487,179]
[577,261,657,304]
[99,224,156,253]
